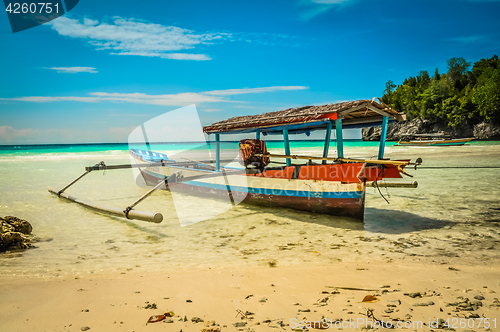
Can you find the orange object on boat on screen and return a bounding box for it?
[239,139,270,168]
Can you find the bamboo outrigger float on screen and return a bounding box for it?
[47,162,169,223]
[49,99,422,223]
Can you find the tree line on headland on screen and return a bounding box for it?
[363,55,500,141]
[382,55,499,126]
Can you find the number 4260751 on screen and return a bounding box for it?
[5,3,60,14]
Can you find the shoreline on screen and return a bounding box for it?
[1,259,499,331]
[362,119,500,142]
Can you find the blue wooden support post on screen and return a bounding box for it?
[215,133,220,171]
[283,129,291,166]
[256,130,260,140]
[322,121,332,164]
[378,116,389,159]
[335,118,344,158]
[206,135,213,161]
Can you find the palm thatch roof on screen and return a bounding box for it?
[203,99,403,134]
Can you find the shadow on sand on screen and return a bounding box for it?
[363,208,450,234]
[248,204,450,235]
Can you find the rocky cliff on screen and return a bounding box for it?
[362,119,500,141]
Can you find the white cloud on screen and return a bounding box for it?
[161,53,211,61]
[108,126,135,140]
[1,86,309,106]
[0,125,136,144]
[45,67,98,73]
[230,32,298,47]
[0,126,38,142]
[202,108,221,112]
[310,0,351,3]
[4,96,101,103]
[89,92,225,106]
[205,86,308,96]
[48,16,227,60]
[298,0,354,20]
[112,52,211,61]
[448,35,488,44]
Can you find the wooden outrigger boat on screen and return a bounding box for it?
[48,99,422,223]
[396,133,473,146]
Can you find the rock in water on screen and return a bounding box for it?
[0,216,34,251]
[0,232,31,250]
[2,216,32,234]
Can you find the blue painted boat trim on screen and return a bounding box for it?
[130,148,175,163]
[430,142,467,146]
[141,168,363,199]
[184,180,364,199]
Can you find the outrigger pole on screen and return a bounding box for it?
[253,153,418,167]
[252,152,420,184]
[48,161,170,223]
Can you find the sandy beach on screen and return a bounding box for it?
[1,258,499,332]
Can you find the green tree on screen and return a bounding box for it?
[384,80,396,94]
[472,55,499,78]
[434,68,440,80]
[447,57,471,89]
[417,71,431,87]
[381,55,499,126]
[472,67,500,123]
[382,80,397,105]
[447,57,471,81]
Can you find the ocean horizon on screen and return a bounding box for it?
[0,138,364,149]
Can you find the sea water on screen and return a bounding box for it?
[1,141,499,277]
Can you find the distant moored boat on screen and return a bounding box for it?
[396,133,473,146]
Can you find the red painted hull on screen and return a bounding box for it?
[246,191,365,221]
[139,169,366,221]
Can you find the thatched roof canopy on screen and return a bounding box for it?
[203,99,403,135]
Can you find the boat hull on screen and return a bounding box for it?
[396,137,473,146]
[137,162,366,222]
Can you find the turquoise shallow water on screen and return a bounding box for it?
[0,140,374,156]
[1,140,500,277]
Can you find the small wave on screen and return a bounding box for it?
[0,152,129,162]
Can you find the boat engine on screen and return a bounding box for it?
[239,139,270,169]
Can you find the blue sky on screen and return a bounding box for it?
[1,0,500,144]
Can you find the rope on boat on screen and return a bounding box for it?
[372,170,390,205]
[97,161,106,174]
